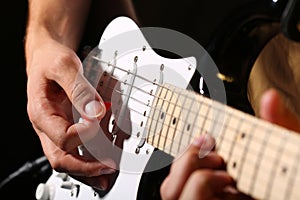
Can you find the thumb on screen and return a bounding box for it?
[259,88,300,132]
[56,54,106,121]
[73,73,106,120]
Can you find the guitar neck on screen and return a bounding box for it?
[146,83,300,200]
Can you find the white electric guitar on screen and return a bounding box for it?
[35,16,300,200]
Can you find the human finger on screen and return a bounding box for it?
[160,135,225,200]
[259,88,300,132]
[179,170,234,200]
[38,131,117,178]
[49,50,106,121]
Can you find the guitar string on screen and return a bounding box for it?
[106,83,300,194]
[217,118,300,198]
[88,55,217,149]
[175,87,198,155]
[283,139,300,199]
[99,78,300,152]
[152,84,173,148]
[225,112,245,182]
[100,84,300,191]
[248,121,272,195]
[89,55,300,146]
[91,56,170,90]
[83,50,300,198]
[89,56,219,139]
[264,124,287,199]
[97,75,300,154]
[146,83,164,147]
[165,85,186,155]
[235,114,256,189]
[99,83,300,170]
[86,58,300,191]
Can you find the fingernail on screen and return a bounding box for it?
[193,135,215,158]
[100,168,116,175]
[192,135,205,147]
[198,149,211,158]
[85,100,104,118]
[224,186,239,194]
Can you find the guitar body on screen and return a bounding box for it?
[35,16,199,200]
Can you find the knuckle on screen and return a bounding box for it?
[160,186,175,200]
[54,51,80,70]
[56,138,68,151]
[182,149,201,165]
[51,51,82,79]
[190,170,213,185]
[70,80,89,105]
[49,158,64,172]
[55,134,74,152]
[27,102,47,131]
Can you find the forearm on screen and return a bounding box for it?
[25,0,92,62]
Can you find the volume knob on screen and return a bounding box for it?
[35,183,54,200]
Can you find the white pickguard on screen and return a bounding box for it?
[35,16,196,200]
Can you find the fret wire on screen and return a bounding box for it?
[264,126,287,199]
[144,112,300,198]
[215,109,232,154]
[229,130,299,166]
[106,85,300,158]
[146,117,288,166]
[219,141,300,199]
[284,143,300,199]
[194,101,224,143]
[164,85,197,153]
[248,126,272,195]
[193,96,212,141]
[223,122,299,156]
[153,88,174,146]
[150,102,288,159]
[147,84,165,146]
[170,85,190,153]
[176,90,200,154]
[204,128,300,189]
[212,130,288,166]
[204,101,227,148]
[95,75,300,184]
[197,100,226,139]
[125,105,300,189]
[161,85,178,153]
[235,116,256,184]
[224,113,245,171]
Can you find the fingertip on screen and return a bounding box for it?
[207,170,235,192]
[260,88,287,123]
[193,135,214,147]
[260,88,300,132]
[192,135,216,158]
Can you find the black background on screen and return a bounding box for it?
[0,1,46,199]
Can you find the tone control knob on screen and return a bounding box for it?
[35,183,54,200]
